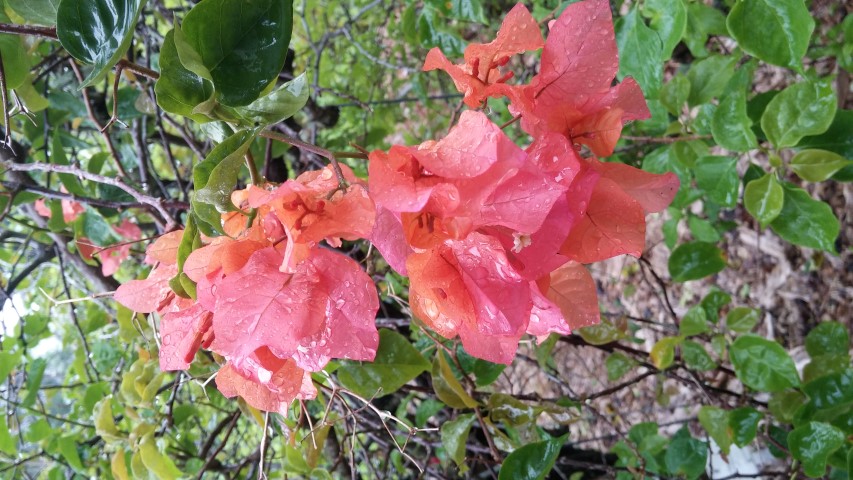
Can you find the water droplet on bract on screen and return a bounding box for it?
[530,313,540,324]
[420,297,440,320]
[335,298,346,309]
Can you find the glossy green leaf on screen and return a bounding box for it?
[729,407,762,447]
[337,329,430,398]
[698,406,731,455]
[694,155,739,207]
[6,0,60,25]
[683,2,727,58]
[641,0,687,60]
[192,128,259,221]
[700,288,731,323]
[663,428,707,479]
[605,353,636,382]
[805,322,850,358]
[726,0,815,69]
[432,351,478,409]
[682,340,717,371]
[744,174,784,227]
[790,149,853,182]
[236,73,310,126]
[181,0,293,106]
[440,413,476,467]
[803,369,853,411]
[802,354,850,384]
[787,422,845,478]
[679,306,709,336]
[798,109,853,160]
[686,55,737,106]
[761,78,837,149]
[726,307,760,334]
[56,0,145,86]
[650,336,682,370]
[616,6,663,96]
[488,393,536,426]
[769,184,839,252]
[711,64,758,152]
[659,76,690,116]
[498,435,566,480]
[730,334,800,392]
[669,242,727,282]
[154,29,215,123]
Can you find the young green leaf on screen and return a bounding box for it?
[790,149,853,182]
[236,73,310,126]
[650,336,682,370]
[6,0,59,25]
[694,155,739,207]
[686,55,737,106]
[761,77,837,149]
[615,6,663,96]
[641,0,687,60]
[698,406,731,455]
[682,340,717,371]
[711,64,758,152]
[744,174,784,227]
[725,307,760,334]
[440,414,476,467]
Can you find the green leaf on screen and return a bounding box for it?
[6,0,60,25]
[56,0,145,86]
[650,336,682,370]
[154,29,215,123]
[711,64,758,152]
[488,393,536,427]
[615,6,663,96]
[729,407,763,447]
[498,435,566,480]
[726,0,815,69]
[698,406,731,455]
[58,436,85,472]
[440,414,476,467]
[21,358,47,407]
[236,73,310,126]
[726,307,760,334]
[798,109,853,160]
[0,350,21,382]
[687,215,720,243]
[641,0,687,60]
[181,0,293,106]
[0,34,29,90]
[192,127,259,222]
[663,428,707,479]
[138,435,182,480]
[730,334,800,392]
[94,397,123,443]
[769,390,807,424]
[700,288,731,323]
[337,329,430,398]
[415,399,444,428]
[694,155,739,207]
[790,149,853,182]
[802,354,850,384]
[424,0,486,24]
[576,319,626,345]
[606,353,636,382]
[744,174,785,227]
[432,351,478,409]
[679,306,709,336]
[669,242,727,282]
[659,76,690,116]
[805,322,850,358]
[682,340,717,371]
[769,184,839,252]
[0,416,15,455]
[761,78,837,149]
[683,2,727,58]
[803,369,853,411]
[787,422,845,478]
[686,55,737,106]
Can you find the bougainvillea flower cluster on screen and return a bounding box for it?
[115,0,678,413]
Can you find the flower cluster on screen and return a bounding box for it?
[115,0,678,412]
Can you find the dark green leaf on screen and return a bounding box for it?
[805,322,850,358]
[769,184,839,252]
[415,399,445,428]
[154,29,215,123]
[730,334,800,392]
[669,242,727,282]
[744,174,785,227]
[700,288,731,323]
[803,369,853,411]
[615,6,663,96]
[606,353,636,382]
[802,354,850,384]
[440,414,476,467]
[181,0,293,106]
[683,2,727,58]
[337,329,430,398]
[686,55,737,106]
[498,435,566,480]
[687,215,720,243]
[798,109,853,160]
[787,422,845,478]
[682,340,717,371]
[641,0,687,60]
[761,78,837,149]
[663,428,707,479]
[698,406,731,455]
[6,0,60,25]
[726,307,760,334]
[726,0,815,69]
[236,73,310,126]
[790,149,852,182]
[56,0,145,86]
[694,155,739,207]
[729,407,763,447]
[424,0,486,23]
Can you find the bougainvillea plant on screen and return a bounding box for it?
[112,0,678,413]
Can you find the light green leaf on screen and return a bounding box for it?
[679,306,709,336]
[650,336,682,370]
[687,215,720,243]
[615,6,663,96]
[424,0,486,24]
[669,242,727,282]
[576,319,627,345]
[744,174,784,227]
[682,340,717,371]
[498,435,567,480]
[0,416,15,455]
[6,0,60,25]
[58,436,85,472]
[726,0,815,69]
[726,307,760,334]
[440,414,476,467]
[605,353,636,382]
[761,78,837,149]
[337,329,430,398]
[787,422,845,478]
[0,34,29,90]
[181,0,293,106]
[659,76,690,116]
[694,155,739,207]
[237,73,310,126]
[94,397,123,443]
[769,184,839,252]
[432,351,478,409]
[698,406,731,455]
[192,127,260,217]
[730,334,800,392]
[56,0,145,86]
[790,149,852,182]
[138,435,182,480]
[683,2,727,58]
